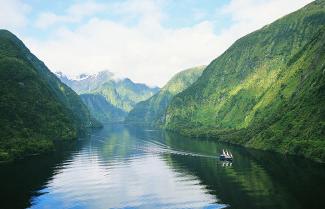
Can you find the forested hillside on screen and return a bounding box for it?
[126,66,205,126]
[0,30,98,161]
[165,0,325,162]
[81,94,127,123]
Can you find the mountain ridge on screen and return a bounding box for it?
[57,70,159,123]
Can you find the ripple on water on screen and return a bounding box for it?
[1,125,322,209]
[29,152,226,209]
[25,126,232,209]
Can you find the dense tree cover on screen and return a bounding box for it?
[165,0,325,162]
[125,66,205,126]
[0,30,99,162]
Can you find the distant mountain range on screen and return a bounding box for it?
[56,71,159,123]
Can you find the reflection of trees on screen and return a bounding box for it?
[95,125,161,163]
[87,125,135,167]
[0,139,86,209]
[2,125,324,209]
[162,131,325,209]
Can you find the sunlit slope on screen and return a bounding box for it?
[126,66,205,126]
[165,1,325,162]
[0,30,97,161]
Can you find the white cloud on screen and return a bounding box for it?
[219,0,314,43]
[0,0,31,31]
[27,18,218,87]
[35,1,107,29]
[25,0,314,87]
[223,0,314,23]
[35,12,70,29]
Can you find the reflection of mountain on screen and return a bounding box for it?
[161,132,325,209]
[64,125,226,208]
[95,125,139,160]
[1,125,324,209]
[0,140,86,209]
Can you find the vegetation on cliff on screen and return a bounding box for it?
[0,30,98,161]
[126,66,205,126]
[165,1,325,162]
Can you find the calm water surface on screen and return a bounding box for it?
[0,125,324,209]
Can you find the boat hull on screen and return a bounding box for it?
[219,155,232,161]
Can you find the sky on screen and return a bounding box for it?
[0,0,314,87]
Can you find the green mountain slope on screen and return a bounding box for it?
[0,30,98,161]
[80,94,127,123]
[125,66,205,126]
[165,1,325,162]
[57,71,159,113]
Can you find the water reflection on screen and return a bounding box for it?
[0,140,86,209]
[27,125,226,209]
[161,131,325,209]
[221,162,232,167]
[0,124,324,209]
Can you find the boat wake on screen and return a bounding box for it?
[137,139,218,159]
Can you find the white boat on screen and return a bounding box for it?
[219,149,233,161]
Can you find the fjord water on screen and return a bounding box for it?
[0,125,324,209]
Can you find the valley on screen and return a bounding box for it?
[0,1,324,209]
